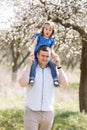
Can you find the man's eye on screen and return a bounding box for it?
[42,55,45,57]
[46,56,49,58]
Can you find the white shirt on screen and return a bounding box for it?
[25,65,55,111]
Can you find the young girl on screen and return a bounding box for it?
[29,21,59,87]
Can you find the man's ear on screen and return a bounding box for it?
[37,53,38,58]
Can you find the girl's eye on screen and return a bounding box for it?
[49,29,51,31]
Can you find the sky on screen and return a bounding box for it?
[0,1,16,30]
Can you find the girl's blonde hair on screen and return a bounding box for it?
[40,21,56,37]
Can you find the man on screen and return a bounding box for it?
[19,46,68,130]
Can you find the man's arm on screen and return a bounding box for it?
[29,37,38,54]
[58,68,68,87]
[50,45,56,56]
[19,55,34,87]
[53,54,68,87]
[19,65,31,87]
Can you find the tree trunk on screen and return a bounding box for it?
[11,65,17,82]
[11,71,17,81]
[79,37,87,113]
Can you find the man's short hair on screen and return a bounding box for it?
[37,46,50,54]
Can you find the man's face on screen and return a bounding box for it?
[37,50,51,67]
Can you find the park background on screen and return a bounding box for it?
[0,0,87,130]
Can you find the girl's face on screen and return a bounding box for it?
[43,24,53,38]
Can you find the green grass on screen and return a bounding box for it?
[0,92,24,130]
[0,108,87,130]
[0,109,23,130]
[70,82,80,89]
[52,109,87,130]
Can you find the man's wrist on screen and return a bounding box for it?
[57,66,62,69]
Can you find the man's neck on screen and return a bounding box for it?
[38,63,47,68]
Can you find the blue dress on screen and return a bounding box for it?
[34,33,56,55]
[29,33,59,84]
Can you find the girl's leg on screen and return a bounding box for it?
[29,59,38,84]
[48,60,59,87]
